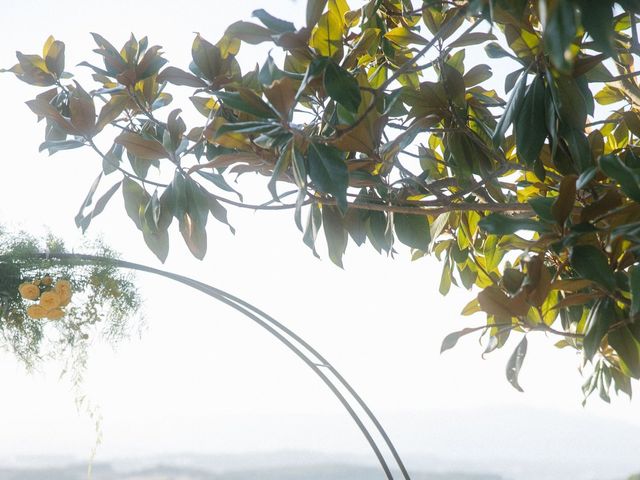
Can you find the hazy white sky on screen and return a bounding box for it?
[0,0,639,469]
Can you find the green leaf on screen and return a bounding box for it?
[303,203,322,257]
[478,213,549,235]
[599,154,640,202]
[38,139,85,155]
[322,204,347,268]
[393,213,430,251]
[528,196,555,222]
[296,56,328,100]
[191,34,222,82]
[76,180,122,233]
[484,42,512,59]
[578,0,615,56]
[506,336,528,392]
[544,0,577,70]
[493,70,527,146]
[324,61,361,113]
[307,143,349,213]
[252,9,295,33]
[122,177,149,230]
[214,90,277,118]
[583,299,613,360]
[142,192,170,263]
[570,245,616,292]
[268,143,292,201]
[207,193,235,235]
[515,76,547,166]
[367,210,393,254]
[306,0,328,29]
[608,326,640,379]
[631,265,640,319]
[440,327,479,353]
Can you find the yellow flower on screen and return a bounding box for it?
[45,308,65,320]
[39,291,61,310]
[42,276,53,286]
[18,283,40,301]
[26,304,47,319]
[54,280,72,306]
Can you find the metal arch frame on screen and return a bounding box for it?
[16,253,412,480]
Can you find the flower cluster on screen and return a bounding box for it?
[18,276,72,320]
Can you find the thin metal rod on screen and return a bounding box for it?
[16,253,410,480]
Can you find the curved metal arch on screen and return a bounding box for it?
[24,253,411,480]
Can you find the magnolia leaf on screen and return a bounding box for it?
[551,174,577,225]
[393,213,430,251]
[506,336,528,392]
[306,0,328,28]
[95,94,128,133]
[493,70,527,146]
[440,327,479,354]
[158,66,208,87]
[322,204,347,268]
[324,61,361,112]
[631,265,640,319]
[307,143,349,213]
[583,299,615,360]
[570,245,616,292]
[608,326,640,379]
[515,76,547,166]
[252,9,295,33]
[599,154,640,202]
[115,132,170,161]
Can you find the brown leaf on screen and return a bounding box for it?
[8,52,55,86]
[333,121,376,156]
[25,95,77,134]
[114,132,169,160]
[95,95,129,133]
[69,82,96,136]
[580,189,623,223]
[264,76,298,119]
[553,292,602,310]
[524,255,551,307]
[551,174,577,225]
[478,286,529,318]
[550,279,595,291]
[135,45,168,80]
[187,152,264,174]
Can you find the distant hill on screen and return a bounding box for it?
[0,463,504,480]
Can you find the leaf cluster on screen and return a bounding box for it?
[5,0,640,401]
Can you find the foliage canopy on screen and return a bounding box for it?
[5,0,640,402]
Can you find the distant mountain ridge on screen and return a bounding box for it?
[0,463,504,480]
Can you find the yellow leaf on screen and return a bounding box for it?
[42,35,55,59]
[216,34,241,58]
[309,8,343,57]
[461,298,481,316]
[384,27,429,46]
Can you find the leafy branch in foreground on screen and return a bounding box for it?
[5,0,640,402]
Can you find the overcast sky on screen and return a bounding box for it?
[0,0,639,472]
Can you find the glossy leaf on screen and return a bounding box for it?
[506,336,528,392]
